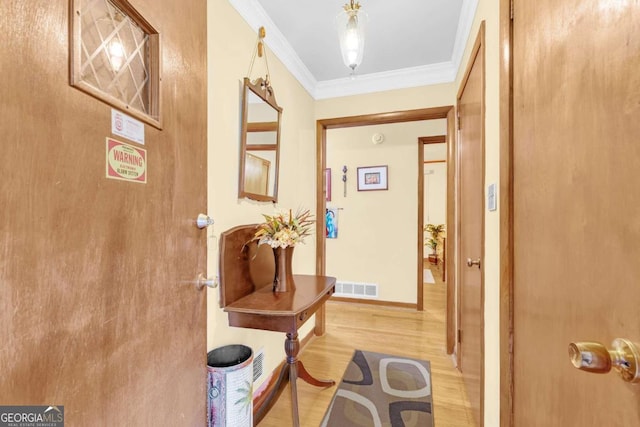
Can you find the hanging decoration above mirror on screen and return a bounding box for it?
[238,27,283,203]
[246,26,275,104]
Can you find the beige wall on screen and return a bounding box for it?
[326,121,446,304]
[316,83,455,120]
[206,0,318,387]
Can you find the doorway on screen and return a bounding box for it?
[314,106,454,334]
[419,135,448,286]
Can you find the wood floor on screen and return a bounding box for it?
[258,265,475,426]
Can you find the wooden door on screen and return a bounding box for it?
[513,0,640,424]
[0,1,207,424]
[457,24,485,426]
[245,153,270,195]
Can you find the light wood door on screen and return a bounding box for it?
[513,0,640,424]
[457,24,485,426]
[245,153,271,195]
[0,1,207,424]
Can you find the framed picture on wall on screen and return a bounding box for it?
[324,168,332,201]
[357,165,388,191]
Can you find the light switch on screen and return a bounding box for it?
[488,183,497,211]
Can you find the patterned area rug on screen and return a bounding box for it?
[321,350,433,427]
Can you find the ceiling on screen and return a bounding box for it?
[228,0,478,100]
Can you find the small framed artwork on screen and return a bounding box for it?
[357,165,388,191]
[324,168,332,201]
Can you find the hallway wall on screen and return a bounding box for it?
[326,120,446,304]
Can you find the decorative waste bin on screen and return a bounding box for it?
[207,345,254,427]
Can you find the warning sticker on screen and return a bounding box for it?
[106,138,147,183]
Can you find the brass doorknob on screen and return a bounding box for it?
[568,339,640,383]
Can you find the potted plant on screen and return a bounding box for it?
[424,223,445,265]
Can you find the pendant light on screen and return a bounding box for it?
[336,0,367,75]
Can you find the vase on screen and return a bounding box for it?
[273,246,295,292]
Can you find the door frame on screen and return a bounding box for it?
[418,134,457,352]
[315,107,454,335]
[498,0,514,425]
[456,21,486,424]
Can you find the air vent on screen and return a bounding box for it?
[334,281,378,299]
[253,348,265,382]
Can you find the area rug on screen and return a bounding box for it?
[424,269,435,284]
[321,350,433,427]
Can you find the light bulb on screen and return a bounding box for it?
[108,40,125,71]
[336,1,367,73]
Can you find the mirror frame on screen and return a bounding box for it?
[238,77,283,202]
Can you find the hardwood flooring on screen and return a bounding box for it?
[258,266,475,426]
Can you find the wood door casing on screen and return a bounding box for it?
[446,106,458,354]
[315,106,453,332]
[513,0,640,424]
[0,1,207,424]
[457,22,485,426]
[498,0,513,424]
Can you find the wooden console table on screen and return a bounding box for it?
[219,225,336,427]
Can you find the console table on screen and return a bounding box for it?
[219,225,336,427]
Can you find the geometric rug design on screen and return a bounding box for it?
[321,350,433,426]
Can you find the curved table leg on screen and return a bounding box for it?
[297,360,335,387]
[285,332,335,427]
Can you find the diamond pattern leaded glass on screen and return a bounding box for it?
[70,0,160,127]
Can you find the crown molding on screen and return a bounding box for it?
[451,0,480,76]
[228,0,479,100]
[227,0,317,97]
[313,62,458,100]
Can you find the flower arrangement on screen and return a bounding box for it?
[253,208,314,248]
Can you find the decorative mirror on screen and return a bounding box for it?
[238,77,282,202]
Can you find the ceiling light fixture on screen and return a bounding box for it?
[336,0,367,76]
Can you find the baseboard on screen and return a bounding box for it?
[252,328,317,424]
[329,296,417,310]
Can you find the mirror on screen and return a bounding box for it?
[238,77,282,202]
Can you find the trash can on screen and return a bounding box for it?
[207,345,254,427]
